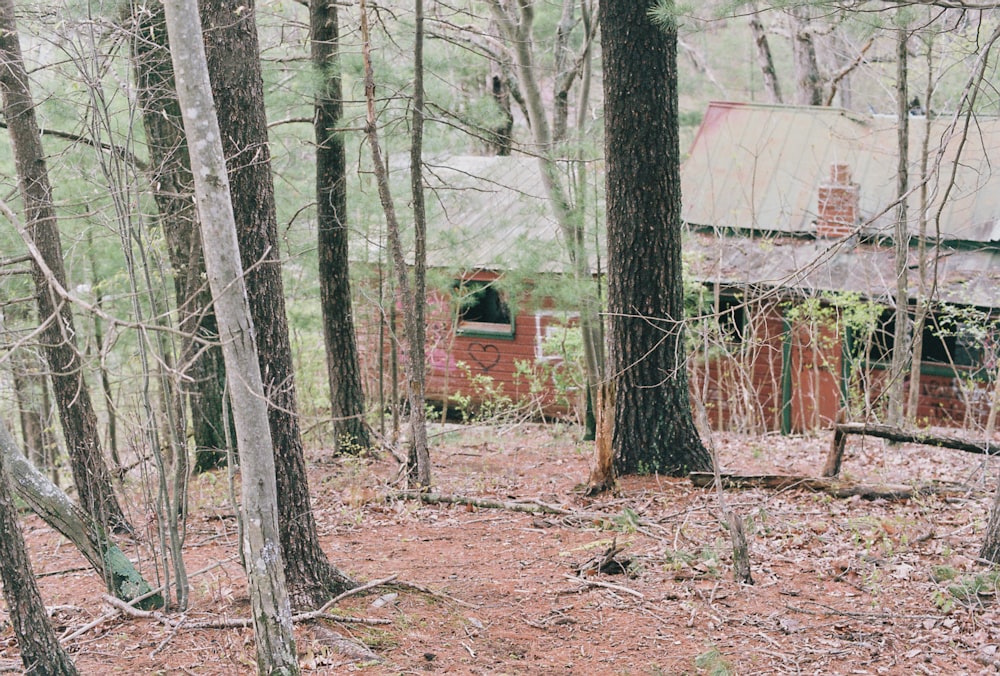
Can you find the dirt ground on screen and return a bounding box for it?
[3,421,1000,675]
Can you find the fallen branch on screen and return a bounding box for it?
[390,490,570,515]
[689,472,969,500]
[825,422,1000,477]
[389,489,677,532]
[103,593,390,631]
[314,574,398,615]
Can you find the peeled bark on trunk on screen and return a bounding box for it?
[0,422,161,609]
[312,0,372,453]
[161,0,299,669]
[602,0,711,476]
[200,0,355,607]
[0,0,130,533]
[0,426,78,676]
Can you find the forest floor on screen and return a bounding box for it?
[4,421,1000,675]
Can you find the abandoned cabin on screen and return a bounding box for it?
[353,102,1000,432]
[352,154,601,421]
[683,101,1000,433]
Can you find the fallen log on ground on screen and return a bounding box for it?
[688,472,972,500]
[824,422,1000,477]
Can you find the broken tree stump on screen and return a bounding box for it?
[823,422,1000,478]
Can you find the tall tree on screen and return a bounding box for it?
[0,0,130,532]
[486,0,603,439]
[199,0,355,606]
[360,0,431,487]
[162,0,299,665]
[887,16,912,426]
[0,425,78,676]
[130,0,232,473]
[601,0,711,478]
[311,0,372,453]
[789,6,823,106]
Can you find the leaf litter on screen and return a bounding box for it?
[1,423,1000,674]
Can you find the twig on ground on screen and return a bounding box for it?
[561,574,644,599]
[314,574,399,615]
[387,579,479,608]
[150,614,187,658]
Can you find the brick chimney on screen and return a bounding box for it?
[816,163,859,239]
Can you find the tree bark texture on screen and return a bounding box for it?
[311,0,372,453]
[601,0,711,476]
[790,7,823,106]
[130,0,232,473]
[0,427,79,676]
[888,22,911,426]
[748,7,783,104]
[0,0,130,533]
[0,422,160,608]
[199,0,354,606]
[161,0,299,669]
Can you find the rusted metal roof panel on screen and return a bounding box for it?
[682,101,1000,244]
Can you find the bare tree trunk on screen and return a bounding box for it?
[129,0,232,474]
[311,0,372,453]
[748,5,783,103]
[408,0,431,486]
[161,0,298,669]
[0,426,78,676]
[0,0,130,533]
[887,21,911,427]
[487,0,603,440]
[789,6,823,106]
[907,37,934,424]
[360,0,431,487]
[602,0,711,477]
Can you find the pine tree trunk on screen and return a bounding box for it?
[200,0,355,606]
[312,0,372,453]
[0,0,130,533]
[602,0,711,476]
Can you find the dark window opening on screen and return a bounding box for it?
[866,308,984,369]
[717,293,746,343]
[454,280,513,336]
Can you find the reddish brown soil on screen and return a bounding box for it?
[3,423,1000,675]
